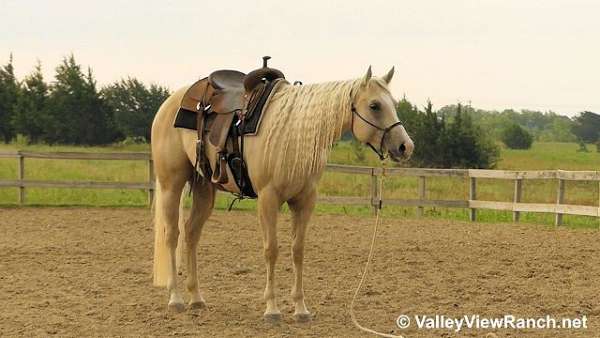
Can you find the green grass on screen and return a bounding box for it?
[0,141,598,228]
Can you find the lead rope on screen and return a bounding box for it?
[349,166,405,338]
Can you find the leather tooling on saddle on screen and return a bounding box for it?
[173,56,287,199]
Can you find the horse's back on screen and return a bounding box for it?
[152,86,188,134]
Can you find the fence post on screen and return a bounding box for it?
[469,177,477,221]
[17,152,25,205]
[555,178,565,226]
[148,158,155,207]
[417,176,426,217]
[513,179,523,222]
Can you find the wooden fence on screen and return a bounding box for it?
[1,151,599,225]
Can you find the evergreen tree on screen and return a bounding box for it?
[102,78,169,141]
[12,61,48,143]
[571,111,600,144]
[0,54,19,143]
[415,100,443,167]
[398,100,499,169]
[45,55,117,144]
[396,95,420,130]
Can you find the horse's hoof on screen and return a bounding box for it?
[263,312,282,323]
[293,312,312,323]
[168,302,185,313]
[189,300,206,310]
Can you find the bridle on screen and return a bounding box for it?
[350,102,404,161]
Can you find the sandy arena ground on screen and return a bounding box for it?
[0,208,599,337]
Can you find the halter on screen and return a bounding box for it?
[350,103,404,160]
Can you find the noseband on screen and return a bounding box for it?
[350,104,404,160]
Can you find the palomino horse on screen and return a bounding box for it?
[151,66,414,321]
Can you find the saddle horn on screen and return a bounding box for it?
[262,56,271,68]
[244,56,285,92]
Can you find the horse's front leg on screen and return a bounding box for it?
[155,181,187,312]
[288,189,316,322]
[257,187,283,322]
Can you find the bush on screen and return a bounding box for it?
[501,123,533,149]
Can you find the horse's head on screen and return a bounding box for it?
[351,66,414,162]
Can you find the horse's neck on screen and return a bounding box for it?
[289,81,355,143]
[261,80,357,180]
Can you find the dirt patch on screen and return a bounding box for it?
[0,208,598,337]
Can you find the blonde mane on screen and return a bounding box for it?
[263,79,362,180]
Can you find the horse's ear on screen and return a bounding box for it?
[382,66,394,84]
[361,66,372,87]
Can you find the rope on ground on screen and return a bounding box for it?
[349,169,405,338]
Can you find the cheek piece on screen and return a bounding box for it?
[350,103,404,161]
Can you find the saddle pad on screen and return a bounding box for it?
[239,78,286,135]
[173,108,197,130]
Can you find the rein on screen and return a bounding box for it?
[350,104,404,161]
[349,167,405,338]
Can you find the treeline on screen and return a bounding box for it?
[1,54,598,167]
[396,98,599,168]
[439,105,576,142]
[0,54,170,145]
[438,104,600,148]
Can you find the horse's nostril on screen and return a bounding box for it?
[399,143,406,153]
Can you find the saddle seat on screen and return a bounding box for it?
[208,69,245,91]
[207,64,285,115]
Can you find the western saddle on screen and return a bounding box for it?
[174,56,287,198]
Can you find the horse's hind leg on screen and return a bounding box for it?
[288,189,316,323]
[185,178,215,309]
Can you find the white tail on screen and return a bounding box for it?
[176,184,189,275]
[153,179,169,286]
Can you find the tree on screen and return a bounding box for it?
[440,103,498,168]
[0,54,19,143]
[102,78,170,141]
[538,117,576,142]
[571,111,600,144]
[501,123,533,149]
[44,55,117,144]
[413,100,444,167]
[12,62,49,143]
[397,100,499,169]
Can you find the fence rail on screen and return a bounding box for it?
[1,151,598,225]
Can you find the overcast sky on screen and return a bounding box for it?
[2,0,599,116]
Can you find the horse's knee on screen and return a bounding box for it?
[292,243,304,264]
[186,275,198,291]
[264,242,278,261]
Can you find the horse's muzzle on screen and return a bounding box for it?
[389,139,414,162]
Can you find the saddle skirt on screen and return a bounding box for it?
[173,61,287,198]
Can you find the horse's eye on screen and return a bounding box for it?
[369,102,380,111]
